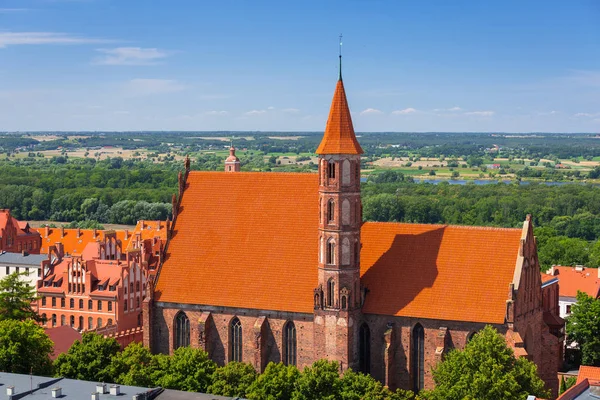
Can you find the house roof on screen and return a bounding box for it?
[577,366,600,384]
[315,79,363,155]
[125,220,168,252]
[558,378,600,400]
[156,172,523,324]
[0,251,46,266]
[44,326,82,360]
[549,266,600,299]
[34,228,132,257]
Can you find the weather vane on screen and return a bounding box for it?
[339,33,343,80]
[339,33,343,57]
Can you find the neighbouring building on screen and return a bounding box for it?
[557,365,600,399]
[35,221,167,338]
[546,265,600,320]
[144,61,563,396]
[0,209,41,254]
[0,250,50,287]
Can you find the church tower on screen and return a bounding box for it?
[313,53,364,371]
[224,145,241,172]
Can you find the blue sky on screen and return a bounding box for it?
[0,0,599,132]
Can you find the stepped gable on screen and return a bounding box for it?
[35,227,132,256]
[315,79,363,155]
[156,171,524,323]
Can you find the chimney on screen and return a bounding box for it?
[22,250,28,257]
[109,385,120,396]
[6,386,15,396]
[51,387,62,398]
[77,228,81,238]
[93,229,98,239]
[548,266,555,275]
[91,393,100,400]
[124,229,129,240]
[60,227,65,238]
[576,265,584,272]
[140,220,145,229]
[96,383,107,394]
[156,221,160,231]
[45,225,50,238]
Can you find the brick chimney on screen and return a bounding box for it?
[124,229,129,240]
[76,228,81,238]
[45,225,49,238]
[156,220,160,231]
[60,227,65,238]
[93,228,97,239]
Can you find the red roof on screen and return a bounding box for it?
[549,266,600,298]
[577,366,600,384]
[156,172,523,323]
[44,326,82,360]
[34,228,132,256]
[315,79,363,155]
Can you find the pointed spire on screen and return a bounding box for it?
[315,47,363,155]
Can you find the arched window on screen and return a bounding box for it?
[327,279,335,307]
[412,324,425,392]
[326,240,335,265]
[69,298,74,309]
[51,314,57,327]
[341,296,347,310]
[230,317,243,362]
[467,331,477,344]
[342,159,351,185]
[97,318,103,328]
[342,199,350,225]
[79,299,83,309]
[61,315,65,326]
[78,316,83,329]
[359,323,371,374]
[175,311,190,349]
[88,300,92,310]
[283,321,297,366]
[41,313,47,326]
[88,317,93,330]
[327,199,335,223]
[342,238,350,265]
[108,318,113,326]
[328,160,336,179]
[70,315,75,327]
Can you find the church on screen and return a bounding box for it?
[143,62,563,396]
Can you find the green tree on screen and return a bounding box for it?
[340,369,416,400]
[566,291,600,366]
[108,342,157,387]
[153,347,217,392]
[54,332,120,381]
[0,272,40,321]
[292,360,342,400]
[422,326,549,400]
[0,319,53,375]
[208,361,257,397]
[246,362,300,400]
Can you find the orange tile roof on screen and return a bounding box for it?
[315,79,363,155]
[541,272,558,285]
[125,220,168,252]
[360,222,522,324]
[155,171,319,313]
[577,366,600,384]
[34,228,132,257]
[549,266,600,298]
[156,172,524,324]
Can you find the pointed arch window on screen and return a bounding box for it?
[88,317,93,330]
[78,316,83,330]
[230,317,243,362]
[326,240,335,265]
[359,323,371,374]
[328,160,336,179]
[174,311,190,349]
[412,323,425,392]
[327,199,335,224]
[52,314,57,327]
[283,321,297,366]
[327,278,335,307]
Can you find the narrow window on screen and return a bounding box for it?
[108,318,113,326]
[70,315,75,327]
[327,199,335,223]
[5,267,8,275]
[78,316,83,329]
[97,318,102,328]
[412,324,425,392]
[88,317,93,330]
[230,317,243,362]
[326,240,335,264]
[137,314,142,326]
[108,301,113,312]
[61,315,65,326]
[328,160,336,179]
[52,314,57,327]
[284,321,297,366]
[69,298,74,309]
[61,298,65,308]
[327,279,335,307]
[88,300,92,310]
[79,299,83,309]
[175,311,190,349]
[98,300,103,311]
[359,323,371,374]
[42,297,46,306]
[124,301,128,311]
[41,313,47,326]
[341,296,347,310]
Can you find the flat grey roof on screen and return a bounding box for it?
[160,389,243,400]
[0,252,46,267]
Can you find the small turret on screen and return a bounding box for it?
[225,146,241,172]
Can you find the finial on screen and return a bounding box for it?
[338,33,343,81]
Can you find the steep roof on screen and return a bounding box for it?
[578,366,600,384]
[315,79,363,155]
[549,266,600,299]
[360,222,522,323]
[156,172,523,324]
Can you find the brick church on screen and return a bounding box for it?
[144,63,563,395]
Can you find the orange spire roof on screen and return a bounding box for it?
[316,79,363,155]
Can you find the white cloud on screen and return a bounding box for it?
[245,110,267,116]
[448,106,462,111]
[575,112,600,118]
[203,110,228,116]
[282,108,300,113]
[360,108,383,115]
[392,107,417,115]
[464,111,495,117]
[93,47,168,66]
[123,79,186,96]
[0,32,110,48]
[433,106,461,112]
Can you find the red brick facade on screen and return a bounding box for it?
[0,209,41,254]
[147,73,563,397]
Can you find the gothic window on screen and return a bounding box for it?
[342,238,350,265]
[412,323,425,392]
[327,279,335,307]
[137,314,142,327]
[88,317,93,330]
[328,160,336,179]
[174,311,190,349]
[70,315,75,327]
[342,199,350,225]
[326,240,335,265]
[341,296,347,310]
[78,316,83,329]
[342,159,351,185]
[283,321,297,366]
[327,199,335,224]
[359,323,371,374]
[230,317,243,362]
[52,314,56,327]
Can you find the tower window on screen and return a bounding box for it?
[230,317,243,362]
[412,323,425,392]
[327,278,335,307]
[328,160,336,179]
[327,199,335,223]
[284,321,297,366]
[359,323,371,374]
[175,311,190,349]
[326,240,335,264]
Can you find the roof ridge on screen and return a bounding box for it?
[364,221,522,231]
[188,171,318,177]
